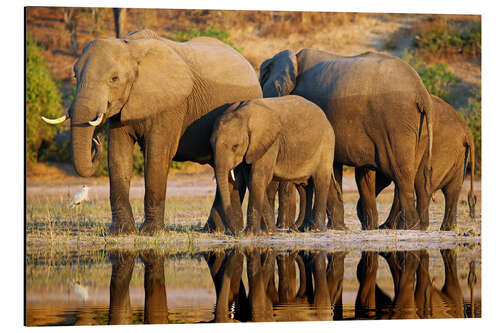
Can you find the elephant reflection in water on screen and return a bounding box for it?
[204,249,346,322]
[108,250,169,325]
[355,249,464,320]
[202,250,250,323]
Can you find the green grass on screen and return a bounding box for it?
[402,49,459,104]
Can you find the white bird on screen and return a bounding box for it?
[69,185,89,207]
[70,280,89,302]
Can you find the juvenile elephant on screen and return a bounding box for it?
[211,96,340,234]
[356,95,477,231]
[260,49,434,230]
[42,29,262,235]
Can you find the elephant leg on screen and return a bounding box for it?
[388,251,419,319]
[204,190,227,233]
[277,182,296,229]
[140,118,183,235]
[396,174,420,230]
[355,167,379,230]
[414,249,431,318]
[375,173,397,229]
[141,251,168,324]
[216,250,245,322]
[440,249,463,315]
[108,124,137,235]
[292,185,307,231]
[261,191,278,234]
[327,163,346,230]
[415,172,431,231]
[277,253,297,303]
[440,180,462,231]
[265,180,280,228]
[311,251,333,320]
[311,171,329,232]
[245,167,272,235]
[355,251,379,319]
[109,250,136,325]
[246,249,275,322]
[327,252,346,320]
[299,183,314,232]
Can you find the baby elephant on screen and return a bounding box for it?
[211,95,340,235]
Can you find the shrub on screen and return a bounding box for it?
[26,36,64,165]
[413,18,481,60]
[402,49,459,104]
[168,27,243,53]
[458,88,481,174]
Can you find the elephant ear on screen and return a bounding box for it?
[259,49,298,98]
[245,104,281,164]
[121,38,193,122]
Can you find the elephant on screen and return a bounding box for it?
[259,48,434,230]
[356,95,477,231]
[41,29,262,235]
[108,250,169,325]
[210,95,340,234]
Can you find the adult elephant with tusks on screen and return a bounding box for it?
[260,48,434,230]
[42,29,262,235]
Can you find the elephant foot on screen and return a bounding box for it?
[396,213,419,230]
[202,220,224,233]
[139,222,166,236]
[109,222,138,236]
[243,227,260,236]
[440,223,454,232]
[378,222,393,230]
[330,223,348,231]
[310,223,327,232]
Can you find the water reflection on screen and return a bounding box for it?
[109,250,169,324]
[25,246,480,325]
[355,249,464,319]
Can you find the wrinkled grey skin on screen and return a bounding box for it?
[45,29,262,235]
[211,96,340,234]
[260,49,434,230]
[356,95,477,231]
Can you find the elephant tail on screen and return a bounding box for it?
[465,130,477,218]
[417,95,434,198]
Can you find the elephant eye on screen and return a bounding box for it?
[232,144,239,152]
[110,75,119,83]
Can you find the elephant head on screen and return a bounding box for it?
[42,30,193,177]
[210,101,280,233]
[259,49,298,98]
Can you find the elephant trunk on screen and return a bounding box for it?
[215,167,237,235]
[70,96,106,177]
[71,124,102,177]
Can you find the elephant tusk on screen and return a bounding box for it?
[89,113,104,126]
[230,169,235,182]
[41,112,69,125]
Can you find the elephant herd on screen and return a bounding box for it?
[41,29,477,235]
[106,248,474,323]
